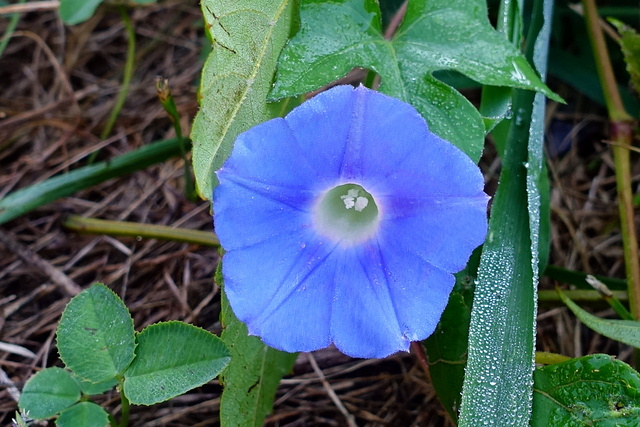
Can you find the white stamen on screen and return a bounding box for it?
[340,189,360,209]
[354,196,368,211]
[342,197,355,209]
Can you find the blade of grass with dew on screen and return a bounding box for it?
[190,0,297,201]
[0,138,188,225]
[458,0,554,424]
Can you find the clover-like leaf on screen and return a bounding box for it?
[18,368,80,420]
[123,321,230,405]
[56,402,109,427]
[57,283,135,383]
[270,0,560,161]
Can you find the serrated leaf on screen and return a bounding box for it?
[558,289,640,348]
[270,0,560,162]
[217,265,297,427]
[56,402,109,427]
[18,367,80,420]
[532,354,640,426]
[191,0,297,201]
[123,321,230,405]
[59,0,103,25]
[73,374,118,396]
[57,283,135,383]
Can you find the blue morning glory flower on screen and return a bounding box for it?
[214,85,488,359]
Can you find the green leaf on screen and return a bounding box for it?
[458,0,554,424]
[424,255,478,423]
[0,137,188,226]
[548,48,640,117]
[18,367,80,420]
[532,354,640,426]
[218,266,297,427]
[190,0,297,201]
[123,321,231,405]
[270,0,560,162]
[558,289,640,348]
[56,402,109,427]
[59,0,104,25]
[609,18,640,95]
[74,374,118,396]
[57,284,135,383]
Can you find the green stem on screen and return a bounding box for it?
[63,215,219,247]
[0,0,26,58]
[539,289,627,304]
[156,77,195,199]
[90,5,136,163]
[118,378,130,427]
[582,0,640,319]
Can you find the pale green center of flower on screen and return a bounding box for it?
[314,183,380,244]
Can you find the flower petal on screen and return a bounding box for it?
[369,129,487,200]
[215,84,489,359]
[214,177,315,250]
[330,244,408,358]
[376,244,456,343]
[284,85,358,181]
[223,232,336,353]
[380,197,488,273]
[218,118,322,191]
[338,86,433,184]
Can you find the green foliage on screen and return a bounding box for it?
[19,283,230,425]
[217,265,297,427]
[59,0,157,25]
[558,289,640,348]
[124,321,231,405]
[56,402,110,427]
[424,266,476,422]
[532,355,640,426]
[59,0,103,25]
[19,367,81,419]
[609,18,640,95]
[74,375,119,396]
[191,0,298,201]
[0,137,189,226]
[458,0,554,423]
[269,0,559,162]
[57,284,136,383]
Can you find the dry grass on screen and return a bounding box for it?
[0,1,637,426]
